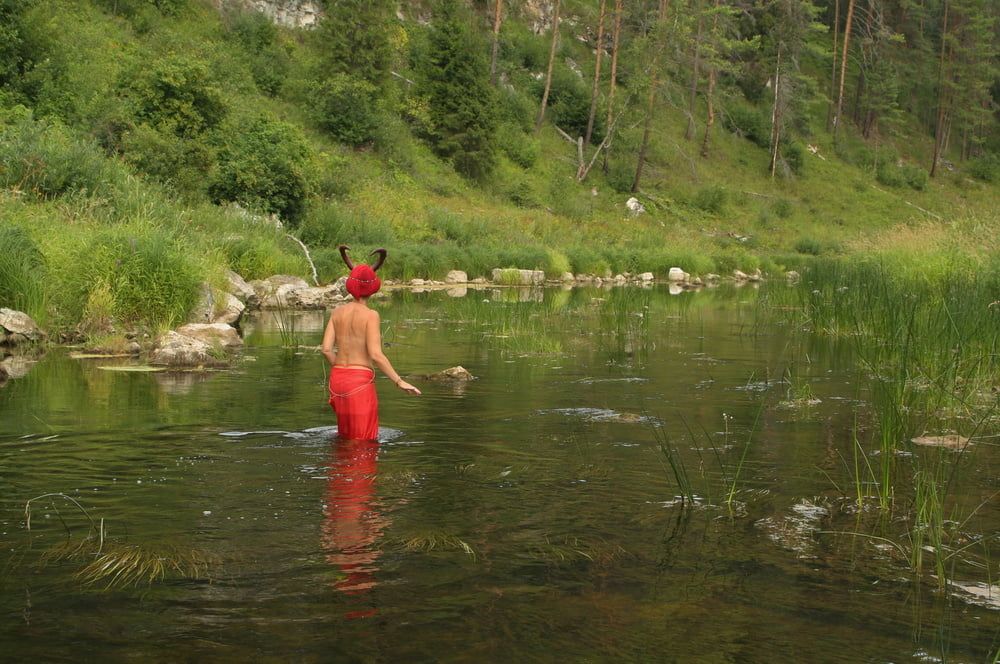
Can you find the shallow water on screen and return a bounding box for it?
[2,285,998,662]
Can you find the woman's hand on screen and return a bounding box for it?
[396,379,421,395]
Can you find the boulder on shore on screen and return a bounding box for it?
[214,292,246,326]
[252,275,311,308]
[667,267,688,282]
[445,270,468,284]
[175,323,243,348]
[0,308,45,345]
[491,268,545,286]
[226,270,259,308]
[187,284,216,324]
[639,272,655,282]
[150,331,229,368]
[283,284,346,309]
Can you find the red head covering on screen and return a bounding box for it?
[346,264,381,299]
[340,245,386,299]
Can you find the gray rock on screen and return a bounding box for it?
[445,270,468,284]
[410,278,426,286]
[253,275,311,308]
[705,273,721,282]
[0,308,45,344]
[785,270,801,282]
[213,292,246,325]
[150,331,228,368]
[732,269,749,281]
[427,366,476,382]
[187,284,217,324]
[626,197,645,215]
[491,268,545,286]
[639,272,655,282]
[0,363,6,384]
[748,268,763,282]
[175,323,243,348]
[560,272,575,282]
[225,270,258,307]
[283,284,347,309]
[471,277,488,284]
[667,267,688,282]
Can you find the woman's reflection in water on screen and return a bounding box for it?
[322,437,388,618]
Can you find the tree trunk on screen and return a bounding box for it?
[930,0,949,177]
[535,0,562,133]
[827,0,840,131]
[602,0,623,173]
[769,47,782,178]
[490,0,504,85]
[584,0,607,146]
[833,0,856,146]
[700,0,721,158]
[685,5,705,140]
[633,0,669,192]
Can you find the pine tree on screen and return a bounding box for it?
[318,0,395,87]
[422,1,499,180]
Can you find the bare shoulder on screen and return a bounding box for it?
[367,308,381,324]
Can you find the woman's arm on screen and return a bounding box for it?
[366,310,421,395]
[320,311,337,365]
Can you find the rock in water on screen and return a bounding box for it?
[639,272,654,282]
[429,366,476,382]
[175,323,243,348]
[911,435,971,450]
[490,268,545,286]
[150,331,229,368]
[667,267,688,282]
[226,270,258,308]
[445,270,468,284]
[0,308,45,344]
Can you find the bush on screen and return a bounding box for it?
[692,186,728,214]
[782,140,805,175]
[968,153,1000,183]
[209,113,315,223]
[225,10,289,96]
[0,117,121,198]
[221,234,302,281]
[120,122,215,196]
[125,55,227,138]
[772,199,794,218]
[900,163,928,190]
[310,74,381,146]
[498,122,539,168]
[723,103,770,149]
[876,162,907,188]
[794,237,823,256]
[0,225,46,318]
[53,227,201,329]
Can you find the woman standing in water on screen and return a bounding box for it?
[322,245,421,440]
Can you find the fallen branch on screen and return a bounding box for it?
[285,234,320,286]
[391,71,415,86]
[870,185,943,221]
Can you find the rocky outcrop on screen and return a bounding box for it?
[150,331,230,368]
[282,283,347,309]
[491,268,545,286]
[226,270,258,308]
[175,323,243,349]
[214,0,322,28]
[214,292,246,326]
[0,308,45,345]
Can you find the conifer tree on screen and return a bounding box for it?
[422,0,499,180]
[319,0,395,87]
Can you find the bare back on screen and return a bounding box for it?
[327,302,376,367]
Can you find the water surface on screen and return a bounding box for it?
[2,285,997,661]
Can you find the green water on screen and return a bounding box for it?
[2,285,997,662]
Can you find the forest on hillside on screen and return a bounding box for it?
[0,0,998,333]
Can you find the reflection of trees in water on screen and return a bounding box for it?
[321,438,388,610]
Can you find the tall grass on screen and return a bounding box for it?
[0,225,48,323]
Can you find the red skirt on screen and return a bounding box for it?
[328,367,379,440]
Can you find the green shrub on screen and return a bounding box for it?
[794,237,823,256]
[0,117,120,198]
[125,55,227,138]
[968,153,1000,183]
[310,74,381,146]
[692,186,728,214]
[900,163,928,190]
[723,103,770,148]
[772,198,794,218]
[225,10,289,96]
[209,113,315,223]
[782,140,805,175]
[53,227,201,329]
[120,122,215,196]
[498,122,539,168]
[0,225,46,318]
[876,162,907,188]
[221,234,302,281]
